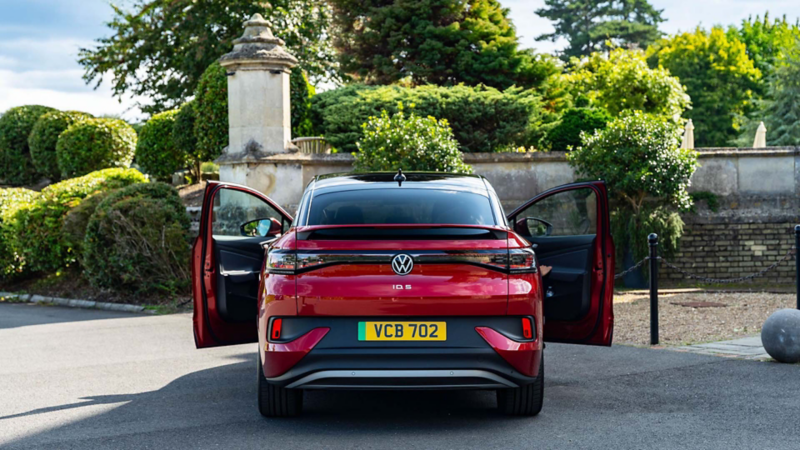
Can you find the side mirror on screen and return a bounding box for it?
[241,217,283,237]
[515,217,553,237]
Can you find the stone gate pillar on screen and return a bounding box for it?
[216,13,301,202]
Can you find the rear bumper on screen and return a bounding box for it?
[262,317,541,389]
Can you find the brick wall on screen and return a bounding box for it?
[661,222,797,285]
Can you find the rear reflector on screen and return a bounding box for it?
[522,317,533,339]
[271,318,282,340]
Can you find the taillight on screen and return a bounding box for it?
[267,251,296,274]
[509,248,537,273]
[270,318,282,340]
[522,317,533,340]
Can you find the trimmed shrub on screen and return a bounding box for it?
[194,62,228,162]
[291,69,315,138]
[173,100,199,178]
[354,106,471,173]
[136,110,184,181]
[2,168,147,275]
[0,105,57,185]
[29,111,93,181]
[61,190,113,263]
[56,118,137,178]
[311,84,546,153]
[83,183,190,294]
[545,107,611,151]
[0,188,42,279]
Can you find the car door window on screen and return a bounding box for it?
[514,188,597,238]
[212,188,287,236]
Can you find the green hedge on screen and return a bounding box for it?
[56,118,137,178]
[194,62,228,162]
[291,69,315,138]
[0,105,57,185]
[545,107,611,151]
[173,100,198,177]
[29,111,93,181]
[354,107,471,173]
[1,168,147,275]
[0,188,42,279]
[136,110,184,181]
[311,84,547,153]
[83,182,190,293]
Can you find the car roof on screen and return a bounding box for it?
[311,172,488,195]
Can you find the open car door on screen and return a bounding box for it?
[193,181,293,348]
[507,181,614,346]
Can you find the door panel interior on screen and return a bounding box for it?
[530,235,595,321]
[214,236,267,322]
[507,181,614,346]
[193,181,293,349]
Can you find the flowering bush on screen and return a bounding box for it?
[354,105,471,174]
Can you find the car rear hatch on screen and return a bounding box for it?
[288,225,510,316]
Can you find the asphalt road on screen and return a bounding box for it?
[1,303,799,450]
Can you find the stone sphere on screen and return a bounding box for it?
[761,309,800,363]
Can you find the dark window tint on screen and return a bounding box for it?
[307,189,496,226]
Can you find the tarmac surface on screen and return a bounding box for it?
[1,302,799,449]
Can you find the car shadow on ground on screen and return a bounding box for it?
[3,352,525,449]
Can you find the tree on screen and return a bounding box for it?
[567,112,698,262]
[536,0,665,61]
[743,42,800,146]
[727,13,800,88]
[329,0,559,92]
[647,27,762,147]
[79,0,334,115]
[564,48,689,120]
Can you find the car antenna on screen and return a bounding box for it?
[394,168,406,186]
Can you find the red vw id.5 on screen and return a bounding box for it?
[192,173,614,417]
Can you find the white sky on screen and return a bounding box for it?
[0,0,799,121]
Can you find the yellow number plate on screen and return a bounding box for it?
[358,322,446,341]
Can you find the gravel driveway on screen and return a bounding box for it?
[614,290,796,346]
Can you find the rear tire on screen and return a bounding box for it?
[257,352,303,417]
[497,356,544,416]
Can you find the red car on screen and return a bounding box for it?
[192,173,614,417]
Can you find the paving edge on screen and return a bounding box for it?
[0,291,152,314]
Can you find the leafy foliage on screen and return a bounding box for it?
[173,100,199,180]
[0,105,57,185]
[136,110,184,181]
[565,48,689,121]
[56,118,137,178]
[354,106,471,174]
[0,169,147,276]
[740,42,800,146]
[568,112,698,260]
[61,190,113,264]
[647,27,762,147]
[330,0,560,91]
[29,111,93,181]
[727,14,800,93]
[193,62,228,162]
[78,0,335,114]
[611,204,683,263]
[545,107,611,151]
[291,69,316,138]
[311,84,548,153]
[83,183,190,294]
[536,0,665,60]
[0,188,42,280]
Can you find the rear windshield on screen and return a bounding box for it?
[306,189,496,226]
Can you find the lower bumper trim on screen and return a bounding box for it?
[281,369,519,389]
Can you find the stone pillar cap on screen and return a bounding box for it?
[220,13,298,69]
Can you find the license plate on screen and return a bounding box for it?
[358,321,446,341]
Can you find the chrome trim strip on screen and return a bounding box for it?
[282,370,519,389]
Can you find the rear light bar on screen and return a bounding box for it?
[267,249,538,275]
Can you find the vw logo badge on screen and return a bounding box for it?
[391,254,414,276]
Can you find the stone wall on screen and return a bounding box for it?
[663,222,798,285]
